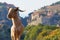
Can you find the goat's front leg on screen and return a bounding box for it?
[11,32,15,40]
[11,28,15,40]
[11,35,15,40]
[16,36,20,40]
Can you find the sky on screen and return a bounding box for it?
[0,0,60,18]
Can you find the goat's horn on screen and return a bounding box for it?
[19,9,25,12]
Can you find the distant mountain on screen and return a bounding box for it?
[0,2,16,40]
[21,17,28,26]
[0,2,15,26]
[27,1,60,26]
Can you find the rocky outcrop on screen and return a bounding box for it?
[27,1,60,26]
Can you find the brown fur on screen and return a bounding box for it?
[7,7,24,40]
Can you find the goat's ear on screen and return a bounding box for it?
[14,7,19,11]
[7,7,10,11]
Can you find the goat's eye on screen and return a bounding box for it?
[12,10,15,12]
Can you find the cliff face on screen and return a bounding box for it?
[27,1,60,26]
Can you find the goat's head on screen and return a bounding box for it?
[7,7,24,19]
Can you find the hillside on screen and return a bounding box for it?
[27,1,60,26]
[23,2,60,40]
[23,24,60,40]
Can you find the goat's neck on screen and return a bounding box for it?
[11,16,22,26]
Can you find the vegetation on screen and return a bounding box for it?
[51,1,60,6]
[23,24,60,40]
[0,24,60,40]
